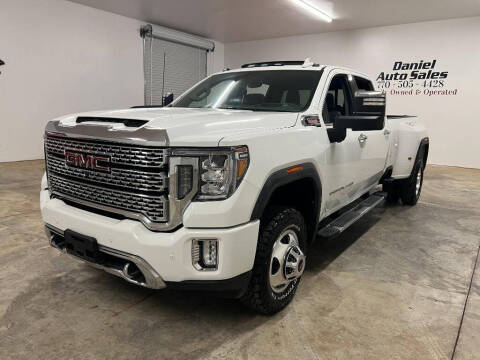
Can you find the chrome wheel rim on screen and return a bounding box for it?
[269,229,306,293]
[415,169,422,197]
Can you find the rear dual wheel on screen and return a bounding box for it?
[383,158,424,205]
[400,159,424,205]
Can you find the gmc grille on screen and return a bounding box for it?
[44,134,168,226]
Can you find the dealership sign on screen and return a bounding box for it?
[376,59,457,96]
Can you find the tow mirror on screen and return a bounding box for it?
[327,91,386,143]
[352,90,386,117]
[338,90,386,130]
[163,92,174,106]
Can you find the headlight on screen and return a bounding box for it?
[198,146,249,200]
[171,146,249,201]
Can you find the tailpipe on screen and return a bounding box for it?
[122,262,143,283]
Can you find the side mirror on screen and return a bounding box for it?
[327,91,386,143]
[352,90,386,117]
[338,90,386,130]
[163,92,174,106]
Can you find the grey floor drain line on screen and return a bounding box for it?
[450,243,480,360]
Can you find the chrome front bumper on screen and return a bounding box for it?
[45,225,166,289]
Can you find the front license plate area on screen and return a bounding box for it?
[64,229,101,263]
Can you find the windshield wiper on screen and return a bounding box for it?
[217,106,256,111]
[217,106,297,113]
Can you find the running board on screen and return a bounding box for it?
[318,192,386,238]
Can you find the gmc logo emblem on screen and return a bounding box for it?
[65,151,110,172]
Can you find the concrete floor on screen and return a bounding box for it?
[1,160,479,360]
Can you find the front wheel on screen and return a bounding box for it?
[240,207,307,314]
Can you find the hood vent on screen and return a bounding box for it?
[76,117,148,128]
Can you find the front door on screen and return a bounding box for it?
[320,71,389,215]
[321,72,364,214]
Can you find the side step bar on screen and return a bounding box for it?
[318,192,386,238]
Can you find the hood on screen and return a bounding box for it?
[55,107,299,146]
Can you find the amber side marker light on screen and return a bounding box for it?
[287,166,304,174]
[235,147,249,180]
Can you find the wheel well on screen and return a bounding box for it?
[262,178,319,244]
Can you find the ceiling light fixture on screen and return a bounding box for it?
[293,0,333,23]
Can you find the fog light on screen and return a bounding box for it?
[192,239,218,270]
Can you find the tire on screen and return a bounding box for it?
[400,159,424,205]
[382,182,400,203]
[240,207,307,315]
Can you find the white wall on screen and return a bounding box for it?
[225,17,480,169]
[0,0,224,162]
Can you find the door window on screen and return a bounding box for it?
[322,74,352,124]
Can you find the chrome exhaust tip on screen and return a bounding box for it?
[123,262,133,279]
[122,262,142,281]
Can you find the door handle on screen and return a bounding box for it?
[384,129,391,136]
[358,133,368,143]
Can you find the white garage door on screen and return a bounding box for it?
[141,24,214,105]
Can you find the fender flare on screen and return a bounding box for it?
[415,137,429,170]
[250,162,322,243]
[398,136,429,180]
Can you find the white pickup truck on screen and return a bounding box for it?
[41,60,428,314]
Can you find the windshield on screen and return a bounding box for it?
[171,70,322,112]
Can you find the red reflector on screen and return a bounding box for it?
[287,166,303,174]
